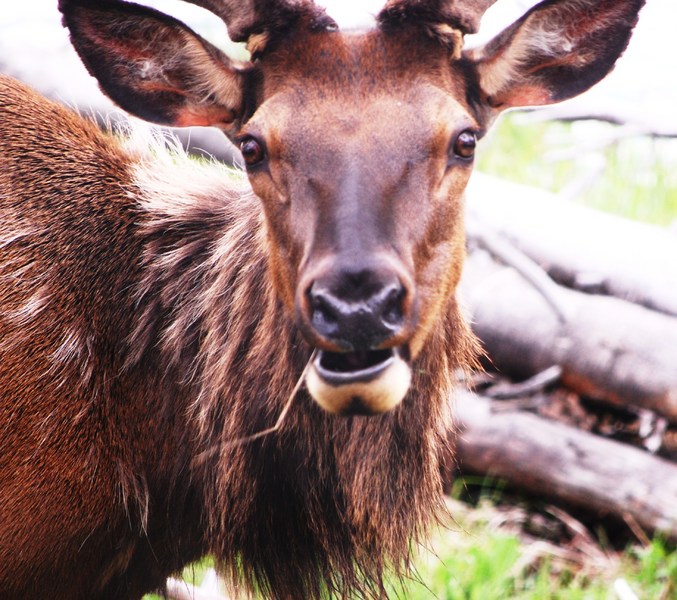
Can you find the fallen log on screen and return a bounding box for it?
[459,252,677,423]
[454,392,677,541]
[517,102,677,139]
[466,173,677,316]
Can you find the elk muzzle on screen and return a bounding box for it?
[297,257,416,415]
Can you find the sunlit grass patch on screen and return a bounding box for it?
[477,114,677,226]
[390,495,676,600]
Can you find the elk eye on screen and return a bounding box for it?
[240,136,266,167]
[452,130,477,160]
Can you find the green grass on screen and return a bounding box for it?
[477,114,677,226]
[390,501,677,600]
[394,527,524,600]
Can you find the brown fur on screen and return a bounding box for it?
[0,74,476,599]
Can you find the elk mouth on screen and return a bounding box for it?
[315,347,401,382]
[305,345,412,415]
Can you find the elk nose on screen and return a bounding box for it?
[308,270,407,350]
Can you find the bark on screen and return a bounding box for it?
[454,392,677,540]
[459,252,677,422]
[466,173,677,316]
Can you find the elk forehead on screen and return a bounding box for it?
[243,27,480,220]
[251,27,477,131]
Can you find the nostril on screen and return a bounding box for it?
[308,285,340,335]
[381,284,406,328]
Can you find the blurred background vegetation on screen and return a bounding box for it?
[478,116,677,227]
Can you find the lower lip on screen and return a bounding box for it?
[305,346,412,415]
[313,347,399,385]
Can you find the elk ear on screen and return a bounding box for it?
[60,0,245,131]
[470,0,645,110]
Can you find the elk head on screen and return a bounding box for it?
[60,0,644,415]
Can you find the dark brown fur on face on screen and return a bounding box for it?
[1,0,644,597]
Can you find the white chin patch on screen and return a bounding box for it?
[305,346,412,415]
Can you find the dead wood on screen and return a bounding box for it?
[466,173,677,317]
[517,103,677,139]
[466,213,568,323]
[454,392,677,541]
[483,366,563,400]
[460,251,677,423]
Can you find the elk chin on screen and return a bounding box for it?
[305,346,412,415]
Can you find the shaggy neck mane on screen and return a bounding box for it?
[126,145,477,599]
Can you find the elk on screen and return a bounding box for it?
[0,0,644,598]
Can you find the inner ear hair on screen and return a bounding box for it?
[378,7,465,58]
[423,22,464,59]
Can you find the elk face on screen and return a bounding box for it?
[61,0,645,414]
[239,30,478,414]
